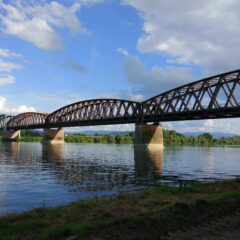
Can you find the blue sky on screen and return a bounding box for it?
[0,0,240,134]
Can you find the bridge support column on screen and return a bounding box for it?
[134,122,163,148]
[2,130,21,141]
[43,128,64,144]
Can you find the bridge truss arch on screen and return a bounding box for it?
[142,69,240,122]
[0,114,13,130]
[7,112,48,130]
[46,98,141,127]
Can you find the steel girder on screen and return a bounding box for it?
[142,69,240,122]
[4,69,240,130]
[0,114,13,130]
[7,112,48,130]
[46,99,141,128]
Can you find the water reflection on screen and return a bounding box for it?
[134,147,163,177]
[9,142,20,159]
[40,144,164,191]
[41,143,132,191]
[1,142,240,215]
[0,142,20,162]
[42,143,64,161]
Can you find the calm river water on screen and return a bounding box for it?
[0,142,239,215]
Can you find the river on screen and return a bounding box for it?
[0,142,239,215]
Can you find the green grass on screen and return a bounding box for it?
[0,179,239,240]
[43,222,88,240]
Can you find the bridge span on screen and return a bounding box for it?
[1,69,240,146]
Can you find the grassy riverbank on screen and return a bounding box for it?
[0,179,240,240]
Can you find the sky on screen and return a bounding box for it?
[0,0,240,134]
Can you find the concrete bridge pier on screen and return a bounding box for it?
[134,122,163,148]
[43,128,64,144]
[2,129,21,141]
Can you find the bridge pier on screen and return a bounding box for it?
[2,129,21,141]
[134,122,163,148]
[43,128,64,144]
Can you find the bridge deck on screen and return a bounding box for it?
[1,69,240,130]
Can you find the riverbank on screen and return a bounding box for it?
[0,178,239,240]
[1,129,240,146]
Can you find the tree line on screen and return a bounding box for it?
[0,129,240,146]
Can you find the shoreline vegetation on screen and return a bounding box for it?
[1,129,240,146]
[0,178,239,239]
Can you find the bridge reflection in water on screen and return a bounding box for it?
[2,142,240,215]
[8,142,20,160]
[134,147,163,178]
[42,142,64,161]
[40,143,164,189]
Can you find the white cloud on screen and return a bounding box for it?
[203,119,214,128]
[78,0,105,5]
[0,1,103,50]
[164,118,240,135]
[0,48,22,58]
[0,96,7,111]
[122,55,195,97]
[0,75,15,86]
[123,0,240,74]
[10,105,36,114]
[0,60,21,72]
[103,89,145,102]
[117,48,129,56]
[0,96,36,114]
[0,48,22,86]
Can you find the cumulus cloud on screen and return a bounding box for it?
[0,48,22,86]
[0,96,36,114]
[122,55,195,97]
[123,0,240,74]
[165,118,240,135]
[0,0,102,50]
[10,105,36,114]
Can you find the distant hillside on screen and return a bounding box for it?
[29,129,238,139]
[65,130,131,136]
[183,132,238,138]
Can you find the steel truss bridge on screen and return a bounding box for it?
[1,69,240,131]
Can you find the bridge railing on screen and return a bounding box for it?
[2,69,240,130]
[142,69,240,121]
[6,112,48,130]
[0,114,14,130]
[45,99,141,128]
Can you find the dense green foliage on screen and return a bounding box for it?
[65,133,134,144]
[17,136,42,142]
[163,130,240,146]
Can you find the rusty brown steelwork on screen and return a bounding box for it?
[142,69,240,122]
[0,114,13,129]
[6,112,48,130]
[46,98,141,128]
[1,69,240,130]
